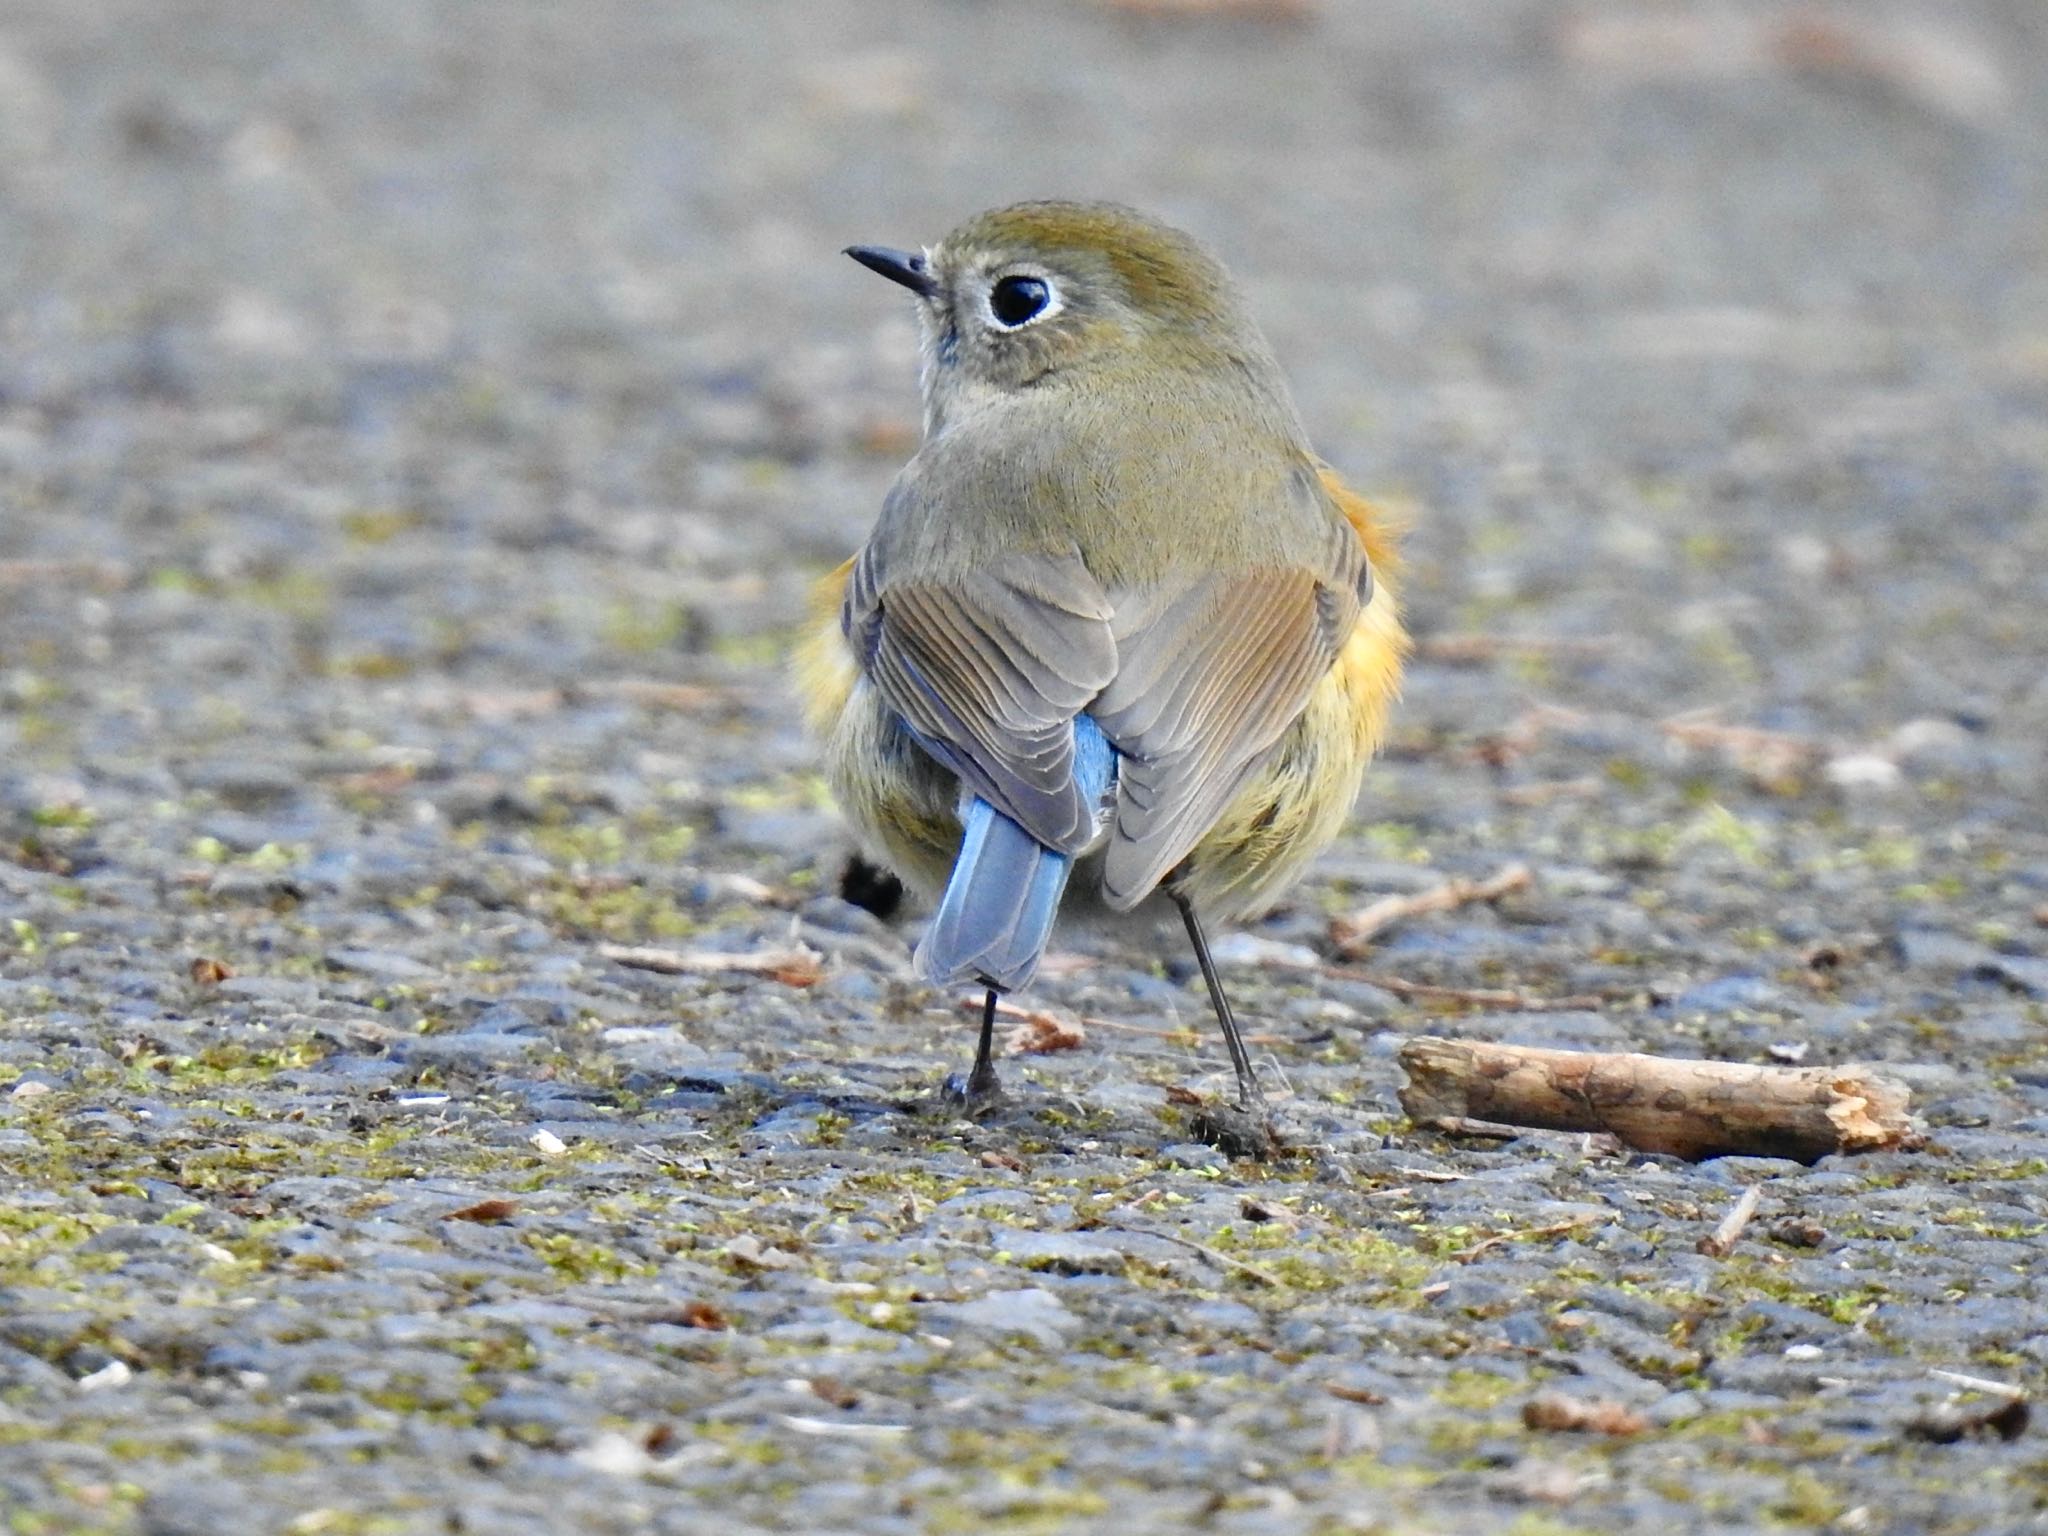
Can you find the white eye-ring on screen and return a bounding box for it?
[984,271,1060,331]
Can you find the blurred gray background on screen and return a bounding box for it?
[3,4,2047,1534]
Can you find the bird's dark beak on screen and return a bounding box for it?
[844,245,937,299]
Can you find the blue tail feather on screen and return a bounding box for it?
[915,717,1116,993]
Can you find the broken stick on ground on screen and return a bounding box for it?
[1697,1183,1763,1257]
[1398,1036,1921,1162]
[597,941,824,987]
[1330,863,1533,955]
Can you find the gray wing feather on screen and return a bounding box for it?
[846,535,1117,853]
[1095,508,1370,908]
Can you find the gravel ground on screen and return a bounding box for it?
[4,2,2048,1532]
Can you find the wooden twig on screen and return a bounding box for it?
[1522,1392,1649,1436]
[1928,1370,2028,1400]
[1106,1225,1282,1288]
[1418,634,1617,666]
[1660,708,1822,790]
[1095,0,1314,21]
[1398,1037,1922,1162]
[1696,1183,1763,1257]
[1331,864,1534,955]
[1321,966,1603,1013]
[1449,1214,1602,1264]
[1498,776,1603,807]
[598,941,823,987]
[0,559,130,589]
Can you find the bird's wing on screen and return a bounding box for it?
[845,533,1118,853]
[1093,507,1372,909]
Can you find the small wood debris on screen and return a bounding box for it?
[1776,15,2008,126]
[1450,1214,1601,1264]
[1770,1217,1828,1249]
[1661,709,1822,793]
[774,1416,909,1439]
[1331,863,1534,955]
[587,678,734,713]
[1318,965,1602,1014]
[1104,1224,1283,1289]
[808,1375,861,1410]
[668,1300,729,1331]
[599,941,824,987]
[1096,0,1315,22]
[1400,1037,1922,1162]
[1417,633,1615,667]
[965,998,1087,1056]
[1696,1184,1763,1258]
[0,559,130,589]
[1498,1459,1598,1505]
[1498,776,1602,808]
[1460,704,1590,769]
[1326,1383,1387,1406]
[1906,1395,2029,1445]
[445,1198,519,1224]
[1006,1010,1085,1055]
[1928,1369,2027,1399]
[1522,1391,1649,1437]
[721,1234,801,1271]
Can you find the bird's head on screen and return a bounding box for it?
[846,201,1276,424]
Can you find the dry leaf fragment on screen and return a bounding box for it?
[671,1300,729,1331]
[1522,1391,1649,1436]
[1004,1007,1086,1056]
[446,1198,518,1224]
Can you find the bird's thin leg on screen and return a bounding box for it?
[1171,890,1264,1109]
[966,987,1002,1101]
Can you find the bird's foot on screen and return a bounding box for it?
[1190,1097,1281,1161]
[939,1066,1004,1119]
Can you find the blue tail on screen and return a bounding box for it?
[915,718,1115,993]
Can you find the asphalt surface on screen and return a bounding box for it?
[2,2,2047,1532]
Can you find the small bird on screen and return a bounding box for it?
[797,201,1407,1116]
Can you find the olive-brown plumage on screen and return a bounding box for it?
[799,201,1408,1110]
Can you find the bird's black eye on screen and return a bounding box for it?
[988,275,1052,329]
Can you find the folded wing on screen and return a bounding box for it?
[1093,509,1371,908]
[845,536,1118,852]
